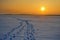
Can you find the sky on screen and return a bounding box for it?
[0,0,60,15]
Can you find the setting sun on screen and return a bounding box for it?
[40,6,46,12]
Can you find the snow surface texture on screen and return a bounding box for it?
[0,15,60,40]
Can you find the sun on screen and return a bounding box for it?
[40,6,46,11]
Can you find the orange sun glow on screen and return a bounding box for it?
[40,6,46,12]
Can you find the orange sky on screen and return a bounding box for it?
[0,0,60,15]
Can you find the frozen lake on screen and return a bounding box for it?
[0,15,60,40]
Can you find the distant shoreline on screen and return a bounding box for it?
[0,14,60,16]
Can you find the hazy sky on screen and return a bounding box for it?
[0,0,60,15]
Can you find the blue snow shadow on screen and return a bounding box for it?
[0,17,36,40]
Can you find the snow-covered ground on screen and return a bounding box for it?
[0,15,60,40]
